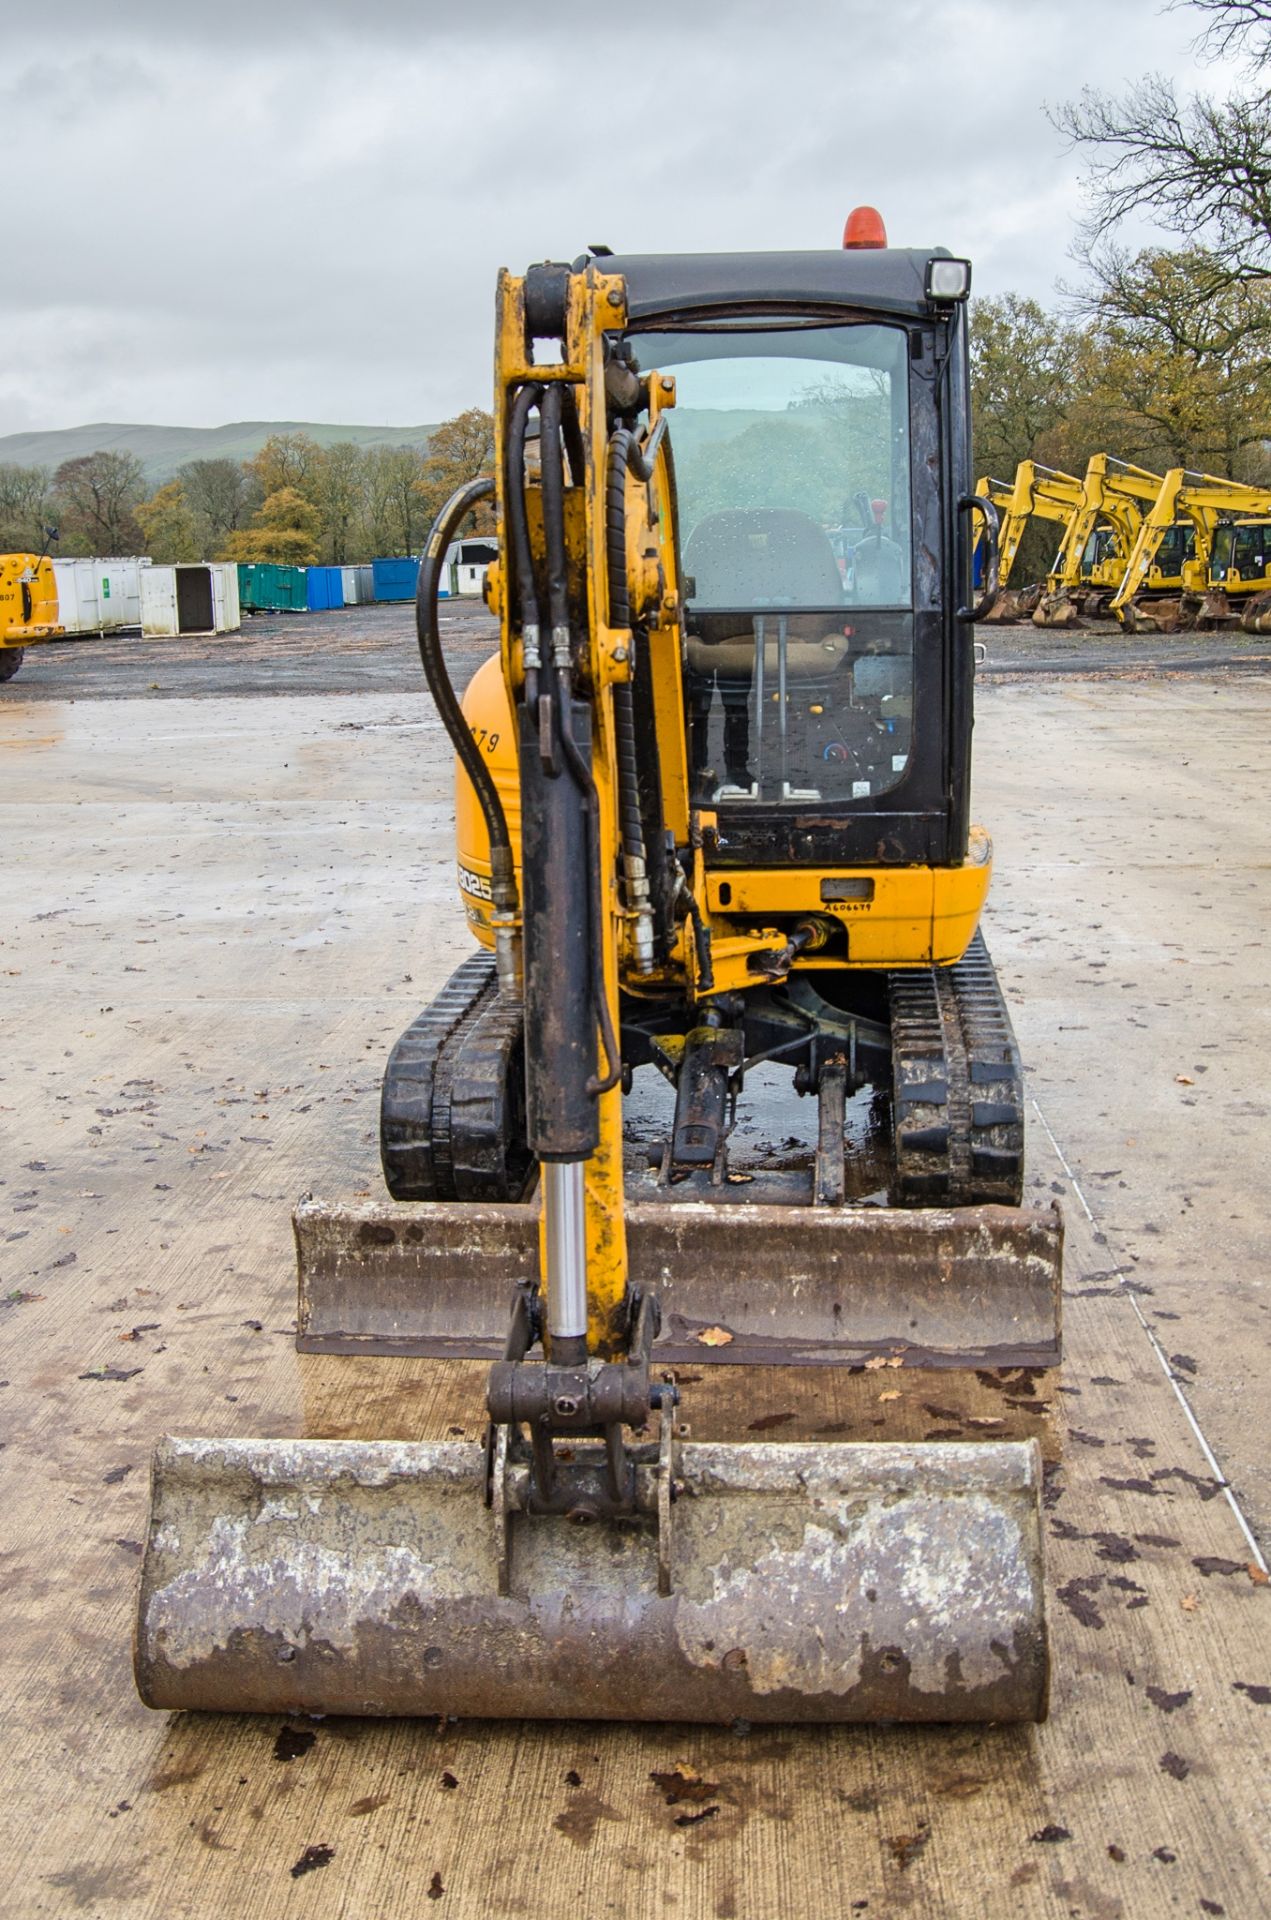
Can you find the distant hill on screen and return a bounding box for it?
[0,420,439,482]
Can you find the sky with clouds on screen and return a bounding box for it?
[0,0,1246,434]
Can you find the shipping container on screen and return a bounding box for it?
[306,565,345,611]
[371,557,420,602]
[340,564,374,605]
[216,561,241,633]
[236,563,308,613]
[444,535,498,597]
[52,557,149,635]
[140,564,241,637]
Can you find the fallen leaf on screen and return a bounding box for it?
[696,1326,733,1348]
[879,1390,901,1403]
[289,1844,334,1879]
[1175,1074,1194,1086]
[886,1827,930,1869]
[674,1805,720,1828]
[1180,1593,1199,1612]
[1248,1563,1269,1586]
[650,1763,718,1805]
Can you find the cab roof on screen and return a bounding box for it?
[600,248,954,326]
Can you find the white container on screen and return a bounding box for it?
[51,557,148,634]
[444,535,498,597]
[140,563,241,636]
[212,561,240,632]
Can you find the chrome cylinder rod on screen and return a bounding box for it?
[753,614,766,793]
[543,1160,587,1342]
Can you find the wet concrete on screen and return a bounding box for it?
[6,597,1271,705]
[1,657,1268,1917]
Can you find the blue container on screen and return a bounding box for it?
[306,565,345,611]
[372,556,420,602]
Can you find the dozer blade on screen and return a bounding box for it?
[294,1197,1062,1369]
[135,1434,1048,1723]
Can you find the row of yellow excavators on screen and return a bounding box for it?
[975,455,1271,630]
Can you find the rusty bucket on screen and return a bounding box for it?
[135,1432,1047,1724]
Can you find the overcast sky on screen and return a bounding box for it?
[0,0,1246,434]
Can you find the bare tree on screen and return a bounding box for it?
[1055,0,1271,287]
[53,451,146,555]
[178,458,259,549]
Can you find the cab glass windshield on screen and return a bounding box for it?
[629,321,914,806]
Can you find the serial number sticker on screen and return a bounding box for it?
[457,864,493,901]
[852,779,871,799]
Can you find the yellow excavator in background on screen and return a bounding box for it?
[1046,456,1180,612]
[135,221,1062,1728]
[974,462,1081,591]
[0,554,61,681]
[1111,469,1271,623]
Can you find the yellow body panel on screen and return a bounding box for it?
[455,653,990,973]
[0,554,61,650]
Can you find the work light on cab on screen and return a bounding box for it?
[927,256,971,301]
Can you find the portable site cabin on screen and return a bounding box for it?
[371,557,420,602]
[140,564,240,637]
[444,535,498,597]
[306,565,345,611]
[51,557,150,635]
[341,564,374,605]
[237,563,308,613]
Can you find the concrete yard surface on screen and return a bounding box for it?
[1,653,1268,1918]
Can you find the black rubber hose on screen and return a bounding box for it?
[414,475,517,912]
[505,383,544,709]
[540,385,570,638]
[540,388,622,1095]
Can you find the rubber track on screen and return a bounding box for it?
[380,951,497,1200]
[449,994,534,1202]
[888,930,1025,1208]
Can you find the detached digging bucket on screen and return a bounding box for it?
[135,1433,1048,1724]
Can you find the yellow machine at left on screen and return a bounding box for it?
[0,554,62,682]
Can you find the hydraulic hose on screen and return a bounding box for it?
[540,385,622,1095]
[414,475,517,915]
[505,382,544,711]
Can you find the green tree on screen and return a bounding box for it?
[315,441,365,563]
[1070,247,1271,477]
[362,444,429,555]
[137,480,202,562]
[222,487,321,565]
[969,295,1079,481]
[52,450,146,555]
[0,463,55,553]
[178,458,258,551]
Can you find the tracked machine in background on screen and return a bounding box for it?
[1111,468,1271,628]
[135,216,1063,1727]
[0,553,61,681]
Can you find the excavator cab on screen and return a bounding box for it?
[135,231,1061,1730]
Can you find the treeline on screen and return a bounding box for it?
[0,410,495,565]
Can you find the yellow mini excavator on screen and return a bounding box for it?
[135,221,1063,1726]
[0,553,61,681]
